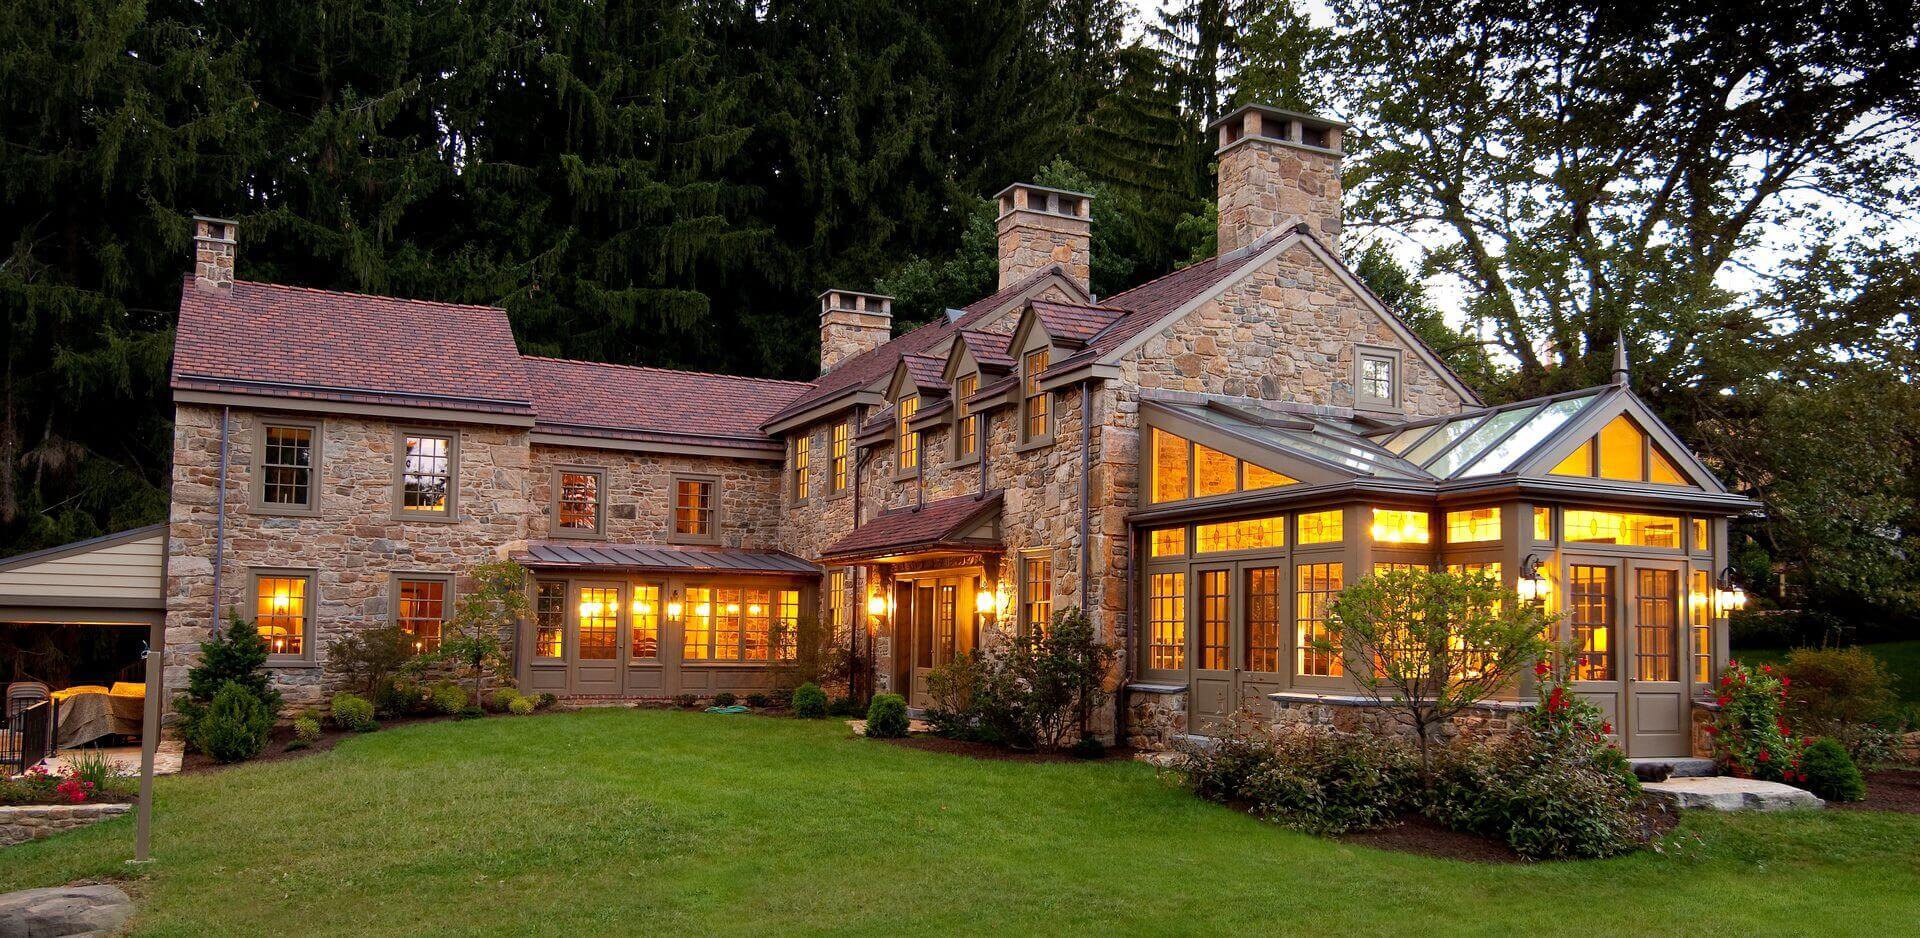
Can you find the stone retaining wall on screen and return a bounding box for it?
[0,803,130,847]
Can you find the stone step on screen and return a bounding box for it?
[1629,757,1716,778]
[1643,776,1824,812]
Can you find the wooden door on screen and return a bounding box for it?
[1188,566,1235,733]
[571,581,624,696]
[1626,563,1689,757]
[1565,561,1623,747]
[1237,564,1287,711]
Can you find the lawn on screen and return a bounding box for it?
[5,709,1919,936]
[1736,640,1920,704]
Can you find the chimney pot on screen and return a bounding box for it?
[818,289,894,375]
[994,182,1092,292]
[191,215,238,292]
[1208,104,1346,254]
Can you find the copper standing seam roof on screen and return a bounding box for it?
[819,492,1004,561]
[512,542,820,576]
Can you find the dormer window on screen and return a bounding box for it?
[1022,349,1051,442]
[954,372,979,460]
[898,394,921,473]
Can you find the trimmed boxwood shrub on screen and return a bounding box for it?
[792,682,828,719]
[331,693,378,732]
[673,693,699,709]
[745,693,772,709]
[430,682,469,715]
[488,688,522,713]
[865,694,910,738]
[291,714,322,748]
[827,696,861,717]
[713,692,738,707]
[194,681,275,763]
[1798,737,1866,802]
[508,695,536,716]
[1179,715,1415,835]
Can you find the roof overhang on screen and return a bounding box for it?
[529,426,783,460]
[511,542,820,577]
[819,493,1004,563]
[174,386,537,428]
[762,388,887,436]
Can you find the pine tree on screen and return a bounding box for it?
[184,613,283,712]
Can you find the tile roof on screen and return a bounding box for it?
[957,329,1015,370]
[820,492,1003,561]
[171,279,533,414]
[1029,300,1127,348]
[523,356,809,447]
[512,541,819,575]
[900,354,950,395]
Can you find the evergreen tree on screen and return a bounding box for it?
[183,613,283,712]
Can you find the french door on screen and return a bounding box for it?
[571,581,624,695]
[1565,558,1691,757]
[1187,563,1289,734]
[899,575,976,710]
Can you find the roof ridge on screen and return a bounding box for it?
[521,354,813,388]
[216,278,509,315]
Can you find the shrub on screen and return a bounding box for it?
[430,682,469,715]
[713,692,738,707]
[331,693,379,732]
[673,693,699,709]
[193,681,275,763]
[1025,607,1120,748]
[1426,731,1649,861]
[508,695,536,716]
[827,696,862,717]
[456,705,485,720]
[175,613,283,752]
[1709,660,1808,782]
[865,694,910,738]
[745,693,772,709]
[488,688,523,713]
[922,607,1119,750]
[792,682,828,719]
[325,625,414,699]
[1070,735,1106,759]
[1177,714,1415,835]
[373,678,425,717]
[290,714,323,749]
[535,692,558,710]
[1525,660,1638,792]
[1798,737,1866,802]
[62,750,130,800]
[1782,646,1900,763]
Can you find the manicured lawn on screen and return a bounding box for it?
[5,709,1919,936]
[1737,640,1920,704]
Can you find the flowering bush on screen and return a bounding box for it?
[1524,659,1636,787]
[0,759,129,806]
[1709,660,1809,783]
[1177,712,1417,835]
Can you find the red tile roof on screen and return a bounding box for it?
[820,492,1003,561]
[1029,300,1127,348]
[171,279,533,414]
[957,329,1015,370]
[1053,243,1274,370]
[522,356,810,447]
[900,354,950,395]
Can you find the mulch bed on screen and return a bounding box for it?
[1838,767,1920,814]
[179,713,458,774]
[1337,813,1524,864]
[878,734,1136,764]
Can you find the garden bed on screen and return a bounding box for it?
[177,713,459,773]
[1838,767,1920,815]
[877,734,1134,764]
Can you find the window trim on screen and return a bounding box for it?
[390,572,454,655]
[1017,550,1053,636]
[1354,345,1404,413]
[550,466,608,540]
[1020,348,1054,446]
[532,578,567,660]
[895,394,922,479]
[668,471,724,545]
[791,434,812,506]
[248,567,318,663]
[951,371,981,465]
[392,428,460,521]
[830,421,851,495]
[250,417,324,516]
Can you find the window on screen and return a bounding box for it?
[257,422,319,512]
[1356,348,1401,410]
[1149,528,1186,557]
[535,581,565,658]
[672,475,718,543]
[1374,561,1430,575]
[252,572,311,657]
[1246,566,1283,673]
[631,584,660,659]
[898,395,921,472]
[1550,414,1693,487]
[1021,555,1053,634]
[555,469,604,536]
[577,587,619,660]
[1147,572,1186,670]
[395,576,449,653]
[1195,516,1285,553]
[684,588,713,660]
[1023,348,1051,440]
[793,436,811,502]
[1564,510,1681,548]
[828,570,849,635]
[1569,565,1614,680]
[1370,508,1430,545]
[397,432,455,517]
[678,585,801,661]
[1296,563,1343,677]
[831,422,850,493]
[1149,428,1296,503]
[1199,570,1229,670]
[1298,509,1344,545]
[1691,518,1710,552]
[1533,506,1553,541]
[954,373,979,459]
[1447,561,1502,583]
[1691,569,1713,685]
[1446,507,1501,543]
[776,589,801,661]
[1634,569,1678,682]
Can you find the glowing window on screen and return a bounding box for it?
[1651,447,1687,485]
[1147,572,1185,671]
[1245,463,1294,491]
[1296,563,1344,677]
[955,373,979,458]
[577,587,619,660]
[683,587,713,660]
[534,581,564,658]
[557,470,603,534]
[1199,570,1229,670]
[1023,349,1051,440]
[1564,510,1681,548]
[898,395,921,471]
[1194,444,1237,498]
[630,584,660,659]
[1149,528,1186,557]
[1533,506,1553,541]
[1598,415,1645,480]
[1370,508,1431,545]
[1691,569,1714,684]
[1635,569,1678,682]
[775,590,801,661]
[399,434,453,515]
[1446,507,1502,544]
[674,477,716,540]
[1569,565,1613,680]
[1152,429,1191,503]
[261,425,316,508]
[1148,427,1296,503]
[793,437,811,501]
[1691,518,1709,552]
[1298,509,1344,545]
[1022,556,1053,634]
[1245,567,1283,672]
[1550,439,1594,477]
[831,422,850,492]
[254,574,308,657]
[396,578,447,654]
[1196,516,1285,553]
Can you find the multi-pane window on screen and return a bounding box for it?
[776,589,800,661]
[557,470,603,534]
[1023,349,1051,440]
[261,425,316,508]
[1569,565,1614,680]
[400,434,453,515]
[630,584,660,659]
[1533,506,1553,541]
[1149,428,1295,503]
[1691,569,1714,685]
[679,585,801,661]
[1550,414,1691,486]
[1198,570,1229,670]
[1147,572,1186,670]
[828,570,849,635]
[1022,556,1052,634]
[683,588,713,660]
[674,477,716,540]
[831,422,850,492]
[1359,353,1397,406]
[1691,518,1710,552]
[577,587,619,660]
[1370,508,1430,544]
[1245,566,1283,673]
[1296,563,1343,677]
[535,581,565,658]
[1195,516,1285,553]
[396,577,447,653]
[1446,507,1501,543]
[1635,569,1678,682]
[1298,509,1344,545]
[793,437,811,502]
[955,373,979,458]
[898,395,921,472]
[1564,510,1680,548]
[254,573,309,656]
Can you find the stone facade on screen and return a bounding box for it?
[526,443,782,548]
[1214,109,1344,252]
[0,803,130,847]
[995,185,1091,291]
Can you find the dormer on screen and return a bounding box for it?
[885,354,950,479]
[1006,300,1126,447]
[942,331,1014,465]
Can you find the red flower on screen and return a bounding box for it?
[1716,695,1731,707]
[1781,676,1791,688]
[1535,660,1551,678]
[1757,750,1771,763]
[1761,664,1772,673]
[1600,721,1614,735]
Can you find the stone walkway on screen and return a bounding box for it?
[0,884,133,937]
[1643,776,1824,811]
[40,740,184,778]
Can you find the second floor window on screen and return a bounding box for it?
[793,436,811,501]
[399,433,454,516]
[831,422,850,492]
[954,373,979,459]
[675,476,717,541]
[261,424,316,509]
[1023,349,1051,440]
[898,395,920,472]
[556,469,603,535]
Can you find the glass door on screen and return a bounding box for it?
[1237,565,1287,712]
[1626,562,1689,757]
[1565,561,1623,747]
[1189,566,1235,733]
[571,581,624,696]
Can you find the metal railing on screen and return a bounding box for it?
[2,699,56,774]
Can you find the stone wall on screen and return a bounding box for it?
[1267,696,1528,746]
[525,443,782,548]
[0,803,130,847]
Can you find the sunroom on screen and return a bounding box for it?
[1127,385,1757,758]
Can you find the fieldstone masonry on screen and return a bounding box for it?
[0,803,130,847]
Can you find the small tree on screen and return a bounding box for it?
[325,625,414,698]
[1323,568,1555,776]
[176,613,284,752]
[1026,607,1119,748]
[436,561,530,706]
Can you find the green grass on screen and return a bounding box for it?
[5,709,1919,936]
[1736,640,1920,704]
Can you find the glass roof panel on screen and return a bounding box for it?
[1384,426,1434,454]
[1403,415,1485,464]
[1428,405,1542,478]
[1458,394,1596,477]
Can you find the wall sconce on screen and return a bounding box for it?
[975,589,998,615]
[1716,568,1748,613]
[867,594,889,617]
[666,590,684,619]
[1516,553,1551,603]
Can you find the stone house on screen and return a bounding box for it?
[9,104,1755,759]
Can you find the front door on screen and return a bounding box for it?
[571,581,623,695]
[1189,566,1235,733]
[1625,562,1688,757]
[905,577,974,710]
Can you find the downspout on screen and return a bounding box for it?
[1078,381,1093,608]
[212,406,230,625]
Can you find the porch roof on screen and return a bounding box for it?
[511,541,820,577]
[819,492,1003,562]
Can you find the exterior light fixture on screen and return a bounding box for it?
[1516,553,1551,603]
[867,594,889,617]
[975,590,998,615]
[667,590,683,619]
[1716,568,1748,613]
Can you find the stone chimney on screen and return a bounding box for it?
[818,290,894,374]
[1209,105,1345,254]
[994,183,1091,291]
[191,215,238,292]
